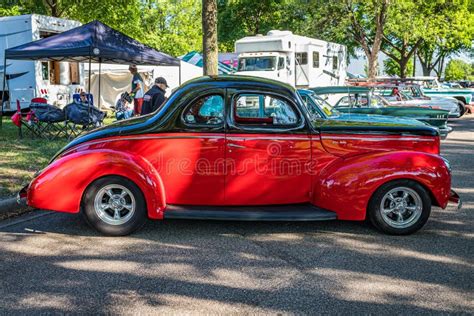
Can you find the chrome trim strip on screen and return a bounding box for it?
[322,136,436,142]
[226,136,310,141]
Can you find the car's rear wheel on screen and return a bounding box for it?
[82,176,147,236]
[458,102,466,117]
[368,180,431,235]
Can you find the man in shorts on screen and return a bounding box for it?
[128,64,144,115]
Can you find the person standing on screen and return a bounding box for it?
[141,77,168,115]
[128,64,144,115]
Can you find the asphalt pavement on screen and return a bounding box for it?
[0,117,472,314]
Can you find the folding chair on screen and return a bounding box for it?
[64,102,105,139]
[11,100,41,138]
[30,102,67,140]
[72,93,94,105]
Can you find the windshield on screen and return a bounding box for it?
[298,91,338,119]
[238,57,277,71]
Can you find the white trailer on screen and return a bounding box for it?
[234,30,346,88]
[0,14,84,111]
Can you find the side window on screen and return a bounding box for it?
[234,94,299,126]
[313,52,319,68]
[332,56,338,71]
[278,57,285,70]
[183,94,224,126]
[296,52,308,65]
[352,94,369,107]
[336,96,351,108]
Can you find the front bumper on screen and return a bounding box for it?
[448,190,462,210]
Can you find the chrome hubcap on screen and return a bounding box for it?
[93,184,135,225]
[380,187,422,229]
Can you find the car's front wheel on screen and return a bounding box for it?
[82,176,147,236]
[368,180,431,235]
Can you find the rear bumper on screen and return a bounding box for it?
[448,190,462,210]
[17,184,28,206]
[439,126,452,139]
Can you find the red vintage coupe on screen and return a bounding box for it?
[19,76,460,236]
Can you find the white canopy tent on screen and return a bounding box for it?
[87,61,202,109]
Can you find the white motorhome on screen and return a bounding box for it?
[0,14,84,111]
[234,30,346,88]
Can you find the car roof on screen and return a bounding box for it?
[311,86,370,94]
[180,75,296,93]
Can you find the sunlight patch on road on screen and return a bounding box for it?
[311,268,472,312]
[18,293,72,310]
[324,234,471,267]
[57,260,142,273]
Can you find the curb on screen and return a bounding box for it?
[0,197,31,216]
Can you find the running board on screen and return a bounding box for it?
[164,204,337,221]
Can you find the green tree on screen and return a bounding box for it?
[0,0,202,57]
[383,52,413,77]
[416,0,473,77]
[0,5,23,16]
[217,0,304,52]
[381,0,427,78]
[139,0,202,56]
[304,0,390,80]
[444,59,472,81]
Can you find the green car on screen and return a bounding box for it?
[410,77,473,107]
[302,87,452,138]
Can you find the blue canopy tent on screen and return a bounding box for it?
[1,20,180,126]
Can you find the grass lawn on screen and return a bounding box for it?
[0,115,114,198]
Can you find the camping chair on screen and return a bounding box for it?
[11,100,41,138]
[72,93,94,105]
[64,102,106,139]
[30,102,67,140]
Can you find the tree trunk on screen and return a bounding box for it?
[367,54,378,80]
[399,58,408,78]
[420,63,431,76]
[202,0,218,76]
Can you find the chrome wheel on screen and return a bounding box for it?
[93,184,136,226]
[380,187,423,229]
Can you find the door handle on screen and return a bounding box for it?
[228,143,246,149]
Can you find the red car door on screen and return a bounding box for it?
[224,91,312,205]
[154,92,226,205]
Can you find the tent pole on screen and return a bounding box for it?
[0,56,6,129]
[88,55,91,108]
[178,60,182,86]
[98,58,101,109]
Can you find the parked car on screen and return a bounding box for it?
[308,86,452,138]
[348,78,470,115]
[374,84,464,117]
[19,76,460,236]
[375,87,466,118]
[410,77,474,112]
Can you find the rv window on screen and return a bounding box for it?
[49,61,61,85]
[332,56,338,71]
[278,57,285,70]
[313,52,319,68]
[70,62,80,84]
[238,57,277,71]
[296,53,307,65]
[41,62,49,81]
